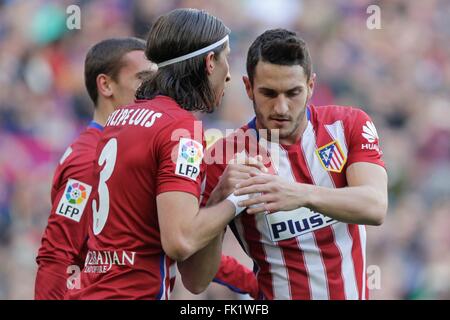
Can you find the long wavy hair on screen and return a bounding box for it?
[136,8,230,113]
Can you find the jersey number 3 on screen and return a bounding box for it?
[92,138,117,235]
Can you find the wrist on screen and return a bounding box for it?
[225,192,248,217]
[207,188,224,206]
[299,183,315,209]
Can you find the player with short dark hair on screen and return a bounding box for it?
[35,37,153,300]
[202,28,388,300]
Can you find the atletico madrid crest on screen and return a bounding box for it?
[316,140,347,173]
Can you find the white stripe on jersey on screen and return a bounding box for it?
[169,263,177,279]
[325,121,361,299]
[359,224,367,299]
[160,254,167,300]
[302,122,336,188]
[296,231,329,299]
[255,141,291,299]
[325,120,348,155]
[168,262,176,298]
[331,223,359,299]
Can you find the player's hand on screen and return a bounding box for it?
[233,174,312,214]
[207,155,267,206]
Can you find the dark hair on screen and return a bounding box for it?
[135,8,230,113]
[84,37,146,105]
[246,29,312,84]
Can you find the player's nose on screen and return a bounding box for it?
[273,95,289,114]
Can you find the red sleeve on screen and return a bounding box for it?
[346,108,385,168]
[213,255,260,299]
[35,166,92,299]
[200,145,227,207]
[156,117,206,199]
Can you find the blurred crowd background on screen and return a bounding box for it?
[0,0,449,300]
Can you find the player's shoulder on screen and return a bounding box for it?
[310,104,371,125]
[76,125,103,149]
[59,126,101,166]
[54,125,101,184]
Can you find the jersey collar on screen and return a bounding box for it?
[88,121,104,131]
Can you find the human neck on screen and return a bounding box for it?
[93,100,116,126]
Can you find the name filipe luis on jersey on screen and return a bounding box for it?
[105,108,163,128]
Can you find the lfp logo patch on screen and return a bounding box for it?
[66,182,88,204]
[56,179,92,222]
[176,138,203,181]
[181,140,203,164]
[316,140,347,173]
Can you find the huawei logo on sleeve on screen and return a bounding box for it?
[362,121,379,143]
[361,121,381,153]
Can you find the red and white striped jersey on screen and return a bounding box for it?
[202,105,385,300]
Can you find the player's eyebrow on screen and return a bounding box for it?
[136,70,154,80]
[258,87,278,97]
[258,85,303,97]
[285,86,303,94]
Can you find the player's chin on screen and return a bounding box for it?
[266,121,289,132]
[268,127,291,140]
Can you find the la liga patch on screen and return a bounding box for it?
[56,179,92,222]
[175,138,203,181]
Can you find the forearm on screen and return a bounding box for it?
[178,233,223,294]
[181,200,235,259]
[205,188,223,206]
[305,184,387,225]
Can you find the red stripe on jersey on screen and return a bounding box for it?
[280,146,313,299]
[280,239,311,299]
[348,224,364,299]
[240,213,273,299]
[314,226,346,299]
[283,145,313,184]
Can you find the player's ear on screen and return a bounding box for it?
[243,76,254,101]
[307,72,316,101]
[205,52,215,76]
[96,74,113,99]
